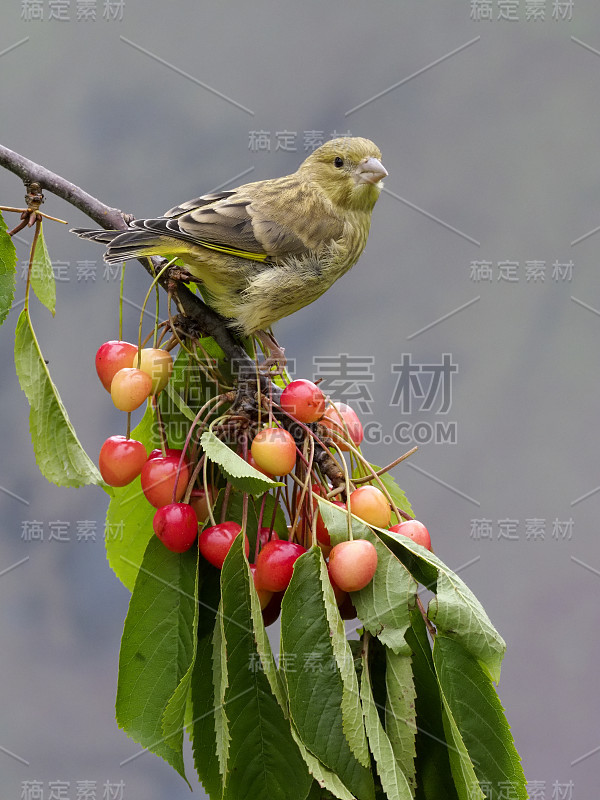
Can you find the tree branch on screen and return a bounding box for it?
[0,142,343,486]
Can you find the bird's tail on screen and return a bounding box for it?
[71,227,172,264]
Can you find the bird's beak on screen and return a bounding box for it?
[355,156,388,186]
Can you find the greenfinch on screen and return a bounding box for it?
[73,137,387,339]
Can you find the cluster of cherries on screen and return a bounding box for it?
[95,339,431,625]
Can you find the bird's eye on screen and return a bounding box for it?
[334,156,344,168]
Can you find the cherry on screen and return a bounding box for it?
[198,522,248,569]
[95,340,137,392]
[148,447,190,463]
[299,487,346,547]
[258,526,279,548]
[349,485,391,528]
[140,454,190,507]
[251,427,297,476]
[110,367,153,412]
[189,486,216,524]
[262,591,283,627]
[245,451,274,478]
[153,503,199,553]
[249,564,273,610]
[136,347,173,394]
[328,539,378,592]
[98,435,148,487]
[254,540,307,592]
[280,379,326,423]
[389,520,431,551]
[339,595,358,620]
[322,401,364,451]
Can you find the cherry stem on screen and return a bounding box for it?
[203,455,217,528]
[352,446,418,484]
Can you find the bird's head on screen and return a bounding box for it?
[298,137,387,212]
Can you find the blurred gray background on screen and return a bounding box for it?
[1,1,598,797]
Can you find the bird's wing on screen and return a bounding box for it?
[125,187,310,262]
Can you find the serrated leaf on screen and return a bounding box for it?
[115,536,197,785]
[14,309,103,488]
[201,429,283,495]
[104,405,161,590]
[376,528,506,683]
[213,599,230,779]
[161,546,201,751]
[439,697,483,800]
[405,610,458,800]
[290,723,356,800]
[281,547,375,800]
[219,535,312,800]
[361,644,413,800]
[433,636,527,800]
[319,554,370,766]
[320,500,417,654]
[384,651,417,792]
[191,564,222,797]
[0,211,17,326]
[30,225,56,315]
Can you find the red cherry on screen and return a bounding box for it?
[95,340,137,392]
[98,435,148,487]
[254,540,307,592]
[251,428,297,476]
[389,520,431,551]
[322,401,364,451]
[258,526,279,548]
[140,455,190,508]
[199,522,248,569]
[153,503,199,553]
[328,539,378,592]
[349,485,391,528]
[148,447,190,462]
[110,367,153,412]
[262,591,284,627]
[280,379,326,423]
[249,564,273,610]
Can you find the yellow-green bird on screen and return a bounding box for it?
[73,137,387,348]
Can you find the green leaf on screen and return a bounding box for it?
[375,528,506,683]
[213,600,230,780]
[0,211,17,327]
[104,405,161,590]
[14,309,103,488]
[161,546,201,752]
[385,650,417,791]
[201,430,283,495]
[115,536,197,784]
[433,636,527,800]
[191,564,223,797]
[439,696,483,800]
[320,500,417,654]
[219,535,312,800]
[290,723,356,800]
[281,547,375,800]
[30,225,56,315]
[405,610,457,800]
[360,642,413,800]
